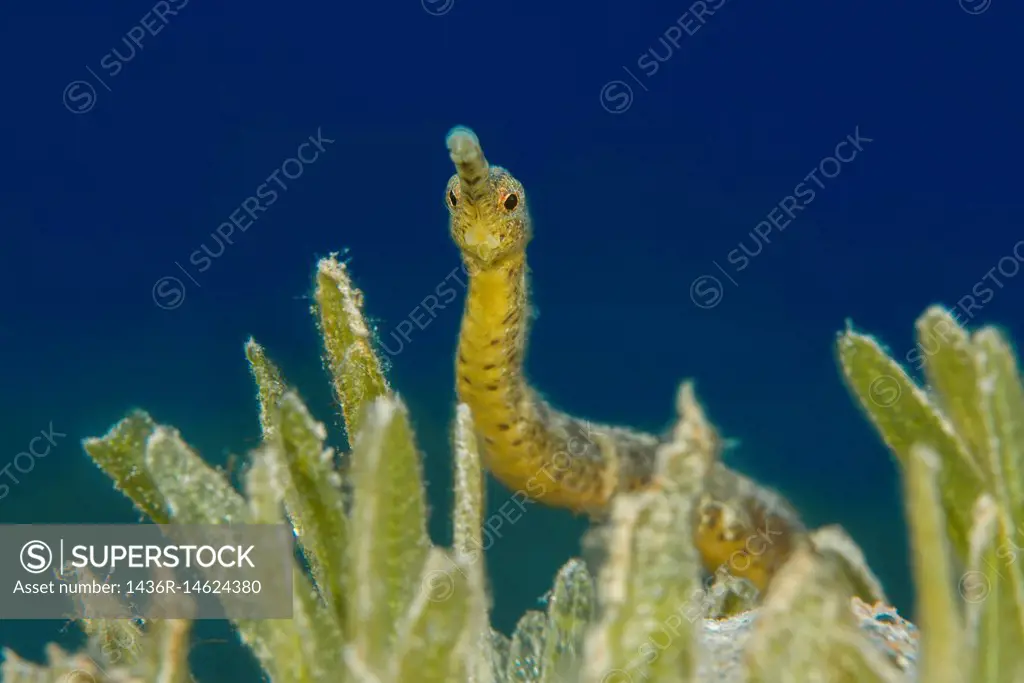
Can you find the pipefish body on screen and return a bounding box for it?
[444,126,807,592]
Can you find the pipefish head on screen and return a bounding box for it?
[445,126,531,268]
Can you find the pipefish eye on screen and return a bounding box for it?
[502,192,519,211]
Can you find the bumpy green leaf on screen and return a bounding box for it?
[970,328,1024,662]
[507,610,548,682]
[656,381,720,491]
[540,559,595,683]
[452,402,497,683]
[904,444,965,683]
[347,395,431,673]
[246,339,351,640]
[273,393,350,636]
[82,410,169,523]
[746,547,903,683]
[963,494,1024,682]
[392,549,480,683]
[580,380,715,683]
[144,427,248,523]
[916,307,989,468]
[314,255,391,443]
[837,328,985,559]
[245,446,284,526]
[143,428,312,683]
[235,449,311,683]
[810,525,889,606]
[841,311,1024,682]
[245,338,289,442]
[244,450,347,683]
[453,402,485,563]
[580,492,701,683]
[973,328,1024,535]
[490,630,512,683]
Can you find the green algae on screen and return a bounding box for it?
[840,306,1024,681]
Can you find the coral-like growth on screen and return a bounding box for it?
[3,233,1024,679]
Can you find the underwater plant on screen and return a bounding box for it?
[2,128,1023,682]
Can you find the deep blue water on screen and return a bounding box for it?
[1,0,1022,679]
